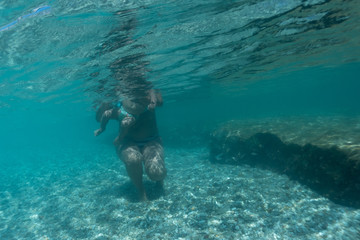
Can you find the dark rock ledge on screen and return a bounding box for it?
[209,116,360,208]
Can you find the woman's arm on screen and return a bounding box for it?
[148,89,163,110]
[113,115,136,147]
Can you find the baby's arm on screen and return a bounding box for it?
[94,109,113,136]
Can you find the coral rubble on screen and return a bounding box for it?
[210,116,360,208]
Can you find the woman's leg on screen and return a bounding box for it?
[143,140,166,182]
[118,144,147,201]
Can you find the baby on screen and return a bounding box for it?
[94,89,163,137]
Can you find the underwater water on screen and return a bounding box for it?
[1,0,360,239]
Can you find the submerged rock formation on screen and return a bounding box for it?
[210,116,360,208]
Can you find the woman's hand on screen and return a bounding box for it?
[104,109,113,117]
[121,116,136,128]
[147,101,156,110]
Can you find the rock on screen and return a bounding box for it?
[209,116,360,208]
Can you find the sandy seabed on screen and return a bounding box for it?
[0,146,359,240]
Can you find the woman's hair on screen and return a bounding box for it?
[96,102,112,122]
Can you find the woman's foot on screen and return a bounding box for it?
[155,180,164,189]
[139,190,148,201]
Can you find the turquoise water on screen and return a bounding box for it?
[1,0,360,239]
